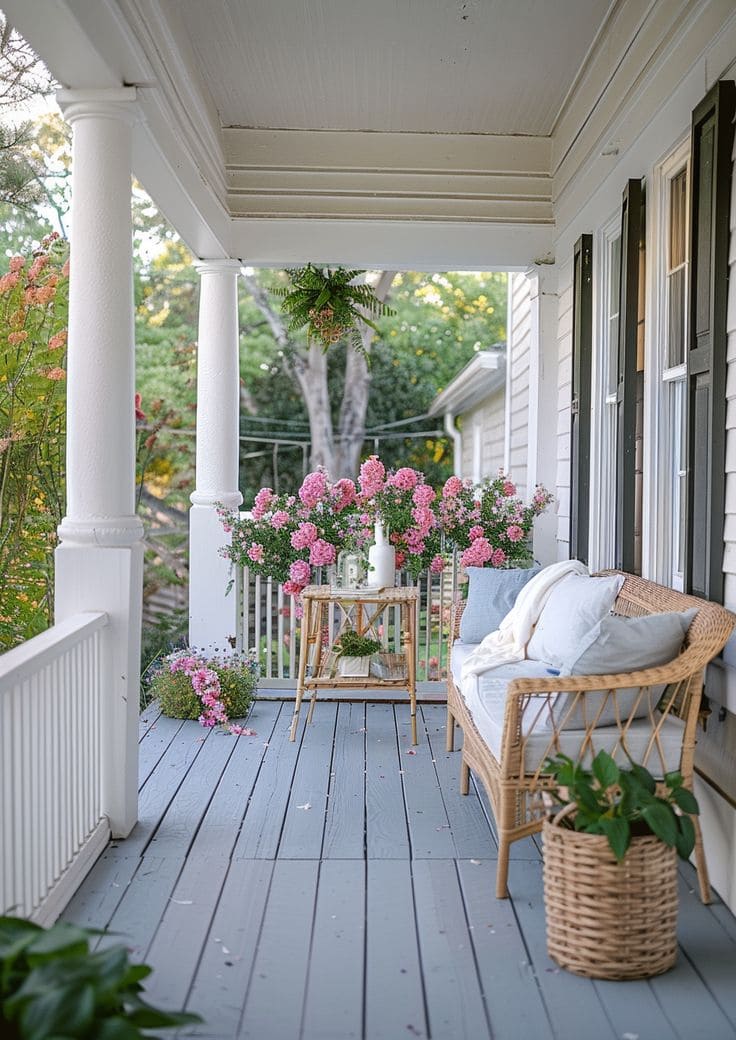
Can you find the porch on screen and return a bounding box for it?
[62,697,736,1040]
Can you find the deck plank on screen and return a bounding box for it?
[412,858,491,1039]
[507,859,619,1039]
[238,859,319,1040]
[184,859,274,1038]
[456,858,552,1040]
[138,714,185,789]
[141,850,231,1010]
[400,712,455,859]
[188,702,282,856]
[364,859,427,1040]
[278,701,338,859]
[365,704,410,859]
[301,860,365,1040]
[422,705,496,860]
[322,702,366,859]
[231,705,302,859]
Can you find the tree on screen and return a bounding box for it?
[242,269,397,478]
[0,14,55,213]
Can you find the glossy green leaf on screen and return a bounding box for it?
[598,816,631,861]
[672,786,699,815]
[592,750,620,790]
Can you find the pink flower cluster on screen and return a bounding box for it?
[167,650,258,735]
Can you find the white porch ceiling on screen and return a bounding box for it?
[175,0,612,136]
[3,0,709,269]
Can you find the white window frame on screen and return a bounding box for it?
[589,213,621,572]
[642,136,690,589]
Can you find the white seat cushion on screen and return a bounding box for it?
[461,673,685,774]
[450,642,553,686]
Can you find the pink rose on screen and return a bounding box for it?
[468,525,484,541]
[412,483,436,507]
[299,469,328,508]
[309,539,336,566]
[506,524,524,543]
[271,510,290,529]
[492,548,507,567]
[503,480,516,497]
[253,487,275,519]
[443,475,463,498]
[429,554,445,574]
[289,559,312,585]
[248,542,265,564]
[461,538,492,567]
[291,521,318,549]
[359,454,386,498]
[332,478,356,511]
[388,467,419,491]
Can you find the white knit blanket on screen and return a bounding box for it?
[460,559,589,680]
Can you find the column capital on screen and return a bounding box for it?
[56,88,139,126]
[194,259,243,277]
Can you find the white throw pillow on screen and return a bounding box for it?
[526,572,624,668]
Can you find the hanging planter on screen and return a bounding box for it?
[273,264,394,352]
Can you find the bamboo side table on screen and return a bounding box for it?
[289,584,420,743]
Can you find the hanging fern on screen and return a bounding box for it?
[273,264,394,353]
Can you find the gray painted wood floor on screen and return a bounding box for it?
[63,699,736,1040]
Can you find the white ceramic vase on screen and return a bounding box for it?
[367,521,396,587]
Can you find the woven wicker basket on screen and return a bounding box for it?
[542,816,678,980]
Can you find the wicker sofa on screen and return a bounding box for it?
[446,570,736,901]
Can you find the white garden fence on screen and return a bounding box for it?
[0,612,110,923]
[235,557,461,690]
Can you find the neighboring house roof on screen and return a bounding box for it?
[428,347,506,416]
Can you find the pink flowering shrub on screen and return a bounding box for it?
[439,472,553,570]
[219,459,553,598]
[219,468,371,597]
[148,647,260,733]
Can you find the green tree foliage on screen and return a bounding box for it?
[0,234,68,650]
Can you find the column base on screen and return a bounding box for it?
[55,539,144,838]
[189,502,241,654]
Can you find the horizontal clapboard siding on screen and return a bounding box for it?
[460,392,505,479]
[556,262,574,559]
[508,272,532,498]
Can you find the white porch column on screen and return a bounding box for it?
[527,265,560,565]
[54,88,143,839]
[189,260,243,652]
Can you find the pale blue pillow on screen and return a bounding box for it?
[459,565,540,644]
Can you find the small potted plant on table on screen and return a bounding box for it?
[541,750,699,980]
[335,629,382,677]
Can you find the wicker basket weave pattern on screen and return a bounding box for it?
[542,819,678,979]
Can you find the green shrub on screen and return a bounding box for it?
[148,648,259,722]
[0,915,201,1039]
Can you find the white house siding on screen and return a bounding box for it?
[459,392,505,480]
[545,5,736,909]
[506,272,532,498]
[554,267,573,562]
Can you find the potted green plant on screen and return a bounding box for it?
[541,750,699,980]
[273,264,394,352]
[0,915,201,1038]
[335,629,382,677]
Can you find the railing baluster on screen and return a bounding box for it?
[277,583,285,679]
[0,613,108,920]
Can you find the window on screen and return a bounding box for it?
[663,165,689,590]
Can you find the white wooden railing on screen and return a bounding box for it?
[1,612,110,924]
[236,557,461,690]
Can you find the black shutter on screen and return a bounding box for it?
[615,179,644,572]
[570,234,593,563]
[686,80,736,602]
